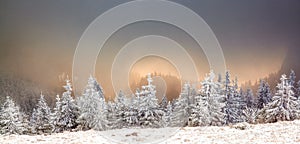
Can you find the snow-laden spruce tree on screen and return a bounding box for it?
[181,82,191,106]
[106,101,119,129]
[123,94,139,127]
[224,71,231,101]
[112,90,127,129]
[51,95,62,132]
[30,93,53,134]
[289,70,296,86]
[29,108,37,132]
[182,82,197,115]
[196,70,225,126]
[60,79,78,130]
[115,90,126,108]
[239,88,246,109]
[0,96,28,134]
[243,106,258,124]
[257,80,272,109]
[170,83,190,127]
[188,86,197,106]
[160,95,168,109]
[223,71,232,123]
[245,88,255,108]
[76,75,108,131]
[162,101,173,127]
[136,73,165,128]
[258,74,300,123]
[241,88,258,123]
[52,79,78,133]
[188,80,219,127]
[233,76,239,92]
[224,72,245,124]
[188,93,210,126]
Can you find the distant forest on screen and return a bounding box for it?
[130,72,181,102]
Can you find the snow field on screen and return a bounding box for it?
[1,120,300,144]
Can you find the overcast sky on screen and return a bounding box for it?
[0,0,299,96]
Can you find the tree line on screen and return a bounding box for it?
[0,70,300,135]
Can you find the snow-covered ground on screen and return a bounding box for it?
[1,120,300,144]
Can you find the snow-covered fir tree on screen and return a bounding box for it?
[224,72,245,124]
[289,70,297,97]
[239,87,247,106]
[160,95,168,109]
[189,86,197,106]
[257,80,272,109]
[243,106,258,124]
[258,74,300,123]
[162,101,173,127]
[52,79,78,133]
[30,93,53,134]
[241,88,257,122]
[51,95,62,132]
[59,79,78,130]
[215,77,224,95]
[29,108,37,132]
[136,74,165,128]
[188,94,210,126]
[106,101,118,129]
[0,96,28,134]
[223,71,232,123]
[188,71,227,127]
[233,76,239,91]
[183,82,197,114]
[245,88,255,108]
[170,83,189,127]
[224,71,231,101]
[178,82,193,116]
[181,82,191,104]
[289,70,296,86]
[89,75,105,100]
[112,90,127,129]
[198,71,225,126]
[115,90,126,108]
[76,75,108,131]
[123,94,139,127]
